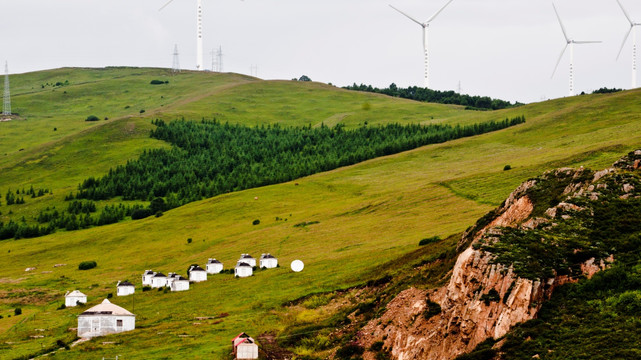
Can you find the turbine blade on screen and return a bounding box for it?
[551,44,569,79]
[389,5,424,26]
[617,0,634,25]
[617,27,633,60]
[552,3,570,42]
[426,0,455,23]
[573,41,602,44]
[159,0,176,11]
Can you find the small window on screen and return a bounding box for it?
[117,319,123,327]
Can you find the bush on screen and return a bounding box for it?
[131,208,153,220]
[57,303,66,310]
[252,219,260,225]
[187,238,192,244]
[139,109,145,114]
[370,341,384,352]
[503,164,512,171]
[150,80,169,85]
[85,115,100,122]
[78,260,97,270]
[419,236,441,246]
[142,285,151,292]
[14,308,22,316]
[424,299,441,319]
[56,339,66,348]
[107,293,113,299]
[335,343,364,359]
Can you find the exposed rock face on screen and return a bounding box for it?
[356,151,641,360]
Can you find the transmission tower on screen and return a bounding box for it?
[172,45,181,74]
[3,61,10,116]
[216,46,223,73]
[210,49,216,72]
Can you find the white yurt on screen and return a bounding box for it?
[116,281,135,296]
[206,258,224,274]
[189,265,207,282]
[259,254,278,269]
[141,270,155,286]
[166,273,178,288]
[65,290,87,307]
[235,262,253,278]
[232,333,259,359]
[77,299,135,338]
[171,275,190,292]
[238,254,256,267]
[150,272,168,288]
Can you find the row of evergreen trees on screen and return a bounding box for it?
[74,117,525,206]
[343,83,522,110]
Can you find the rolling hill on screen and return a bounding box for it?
[0,67,640,359]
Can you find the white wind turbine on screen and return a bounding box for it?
[389,0,455,89]
[160,0,205,71]
[551,3,601,97]
[616,0,641,89]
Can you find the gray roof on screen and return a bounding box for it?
[190,265,205,272]
[153,273,166,278]
[208,259,222,264]
[236,262,252,268]
[260,254,276,259]
[118,281,134,287]
[241,254,254,259]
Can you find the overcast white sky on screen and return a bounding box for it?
[2,0,640,103]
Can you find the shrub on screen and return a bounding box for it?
[85,115,100,122]
[424,299,441,319]
[142,285,151,292]
[370,341,384,352]
[131,208,153,220]
[503,165,512,171]
[107,293,113,299]
[14,308,22,316]
[150,80,169,85]
[139,109,145,114]
[78,260,97,270]
[57,303,66,310]
[480,289,501,305]
[419,236,441,246]
[361,102,371,111]
[56,339,66,348]
[187,238,192,244]
[252,219,260,225]
[335,343,364,359]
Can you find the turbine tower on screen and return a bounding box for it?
[616,0,641,89]
[160,0,204,71]
[3,61,10,117]
[389,0,455,89]
[551,3,601,97]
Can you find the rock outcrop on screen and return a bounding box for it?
[357,151,641,360]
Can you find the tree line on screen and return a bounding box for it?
[73,117,525,206]
[343,83,522,110]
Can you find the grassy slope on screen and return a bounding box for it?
[0,68,640,359]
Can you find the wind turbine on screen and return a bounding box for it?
[389,0,455,89]
[160,0,205,71]
[551,3,601,97]
[616,0,641,88]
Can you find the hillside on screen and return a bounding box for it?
[0,68,640,359]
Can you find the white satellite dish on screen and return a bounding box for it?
[290,260,304,272]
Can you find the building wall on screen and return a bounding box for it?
[117,287,135,296]
[190,271,207,282]
[207,263,223,274]
[65,296,86,307]
[260,259,278,268]
[235,267,253,278]
[151,277,167,288]
[171,281,189,292]
[236,343,259,359]
[77,315,135,338]
[142,274,153,285]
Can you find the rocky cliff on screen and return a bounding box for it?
[356,150,641,360]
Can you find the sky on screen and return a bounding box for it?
[2,0,640,103]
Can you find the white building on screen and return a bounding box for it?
[77,299,135,338]
[170,275,190,292]
[235,262,253,278]
[116,281,135,296]
[259,254,278,269]
[206,258,224,274]
[142,270,155,286]
[238,254,256,267]
[166,273,178,288]
[65,290,87,307]
[232,333,259,359]
[189,265,207,282]
[150,272,168,288]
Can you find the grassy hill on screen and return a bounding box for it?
[0,68,640,359]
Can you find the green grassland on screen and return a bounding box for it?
[0,68,640,359]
